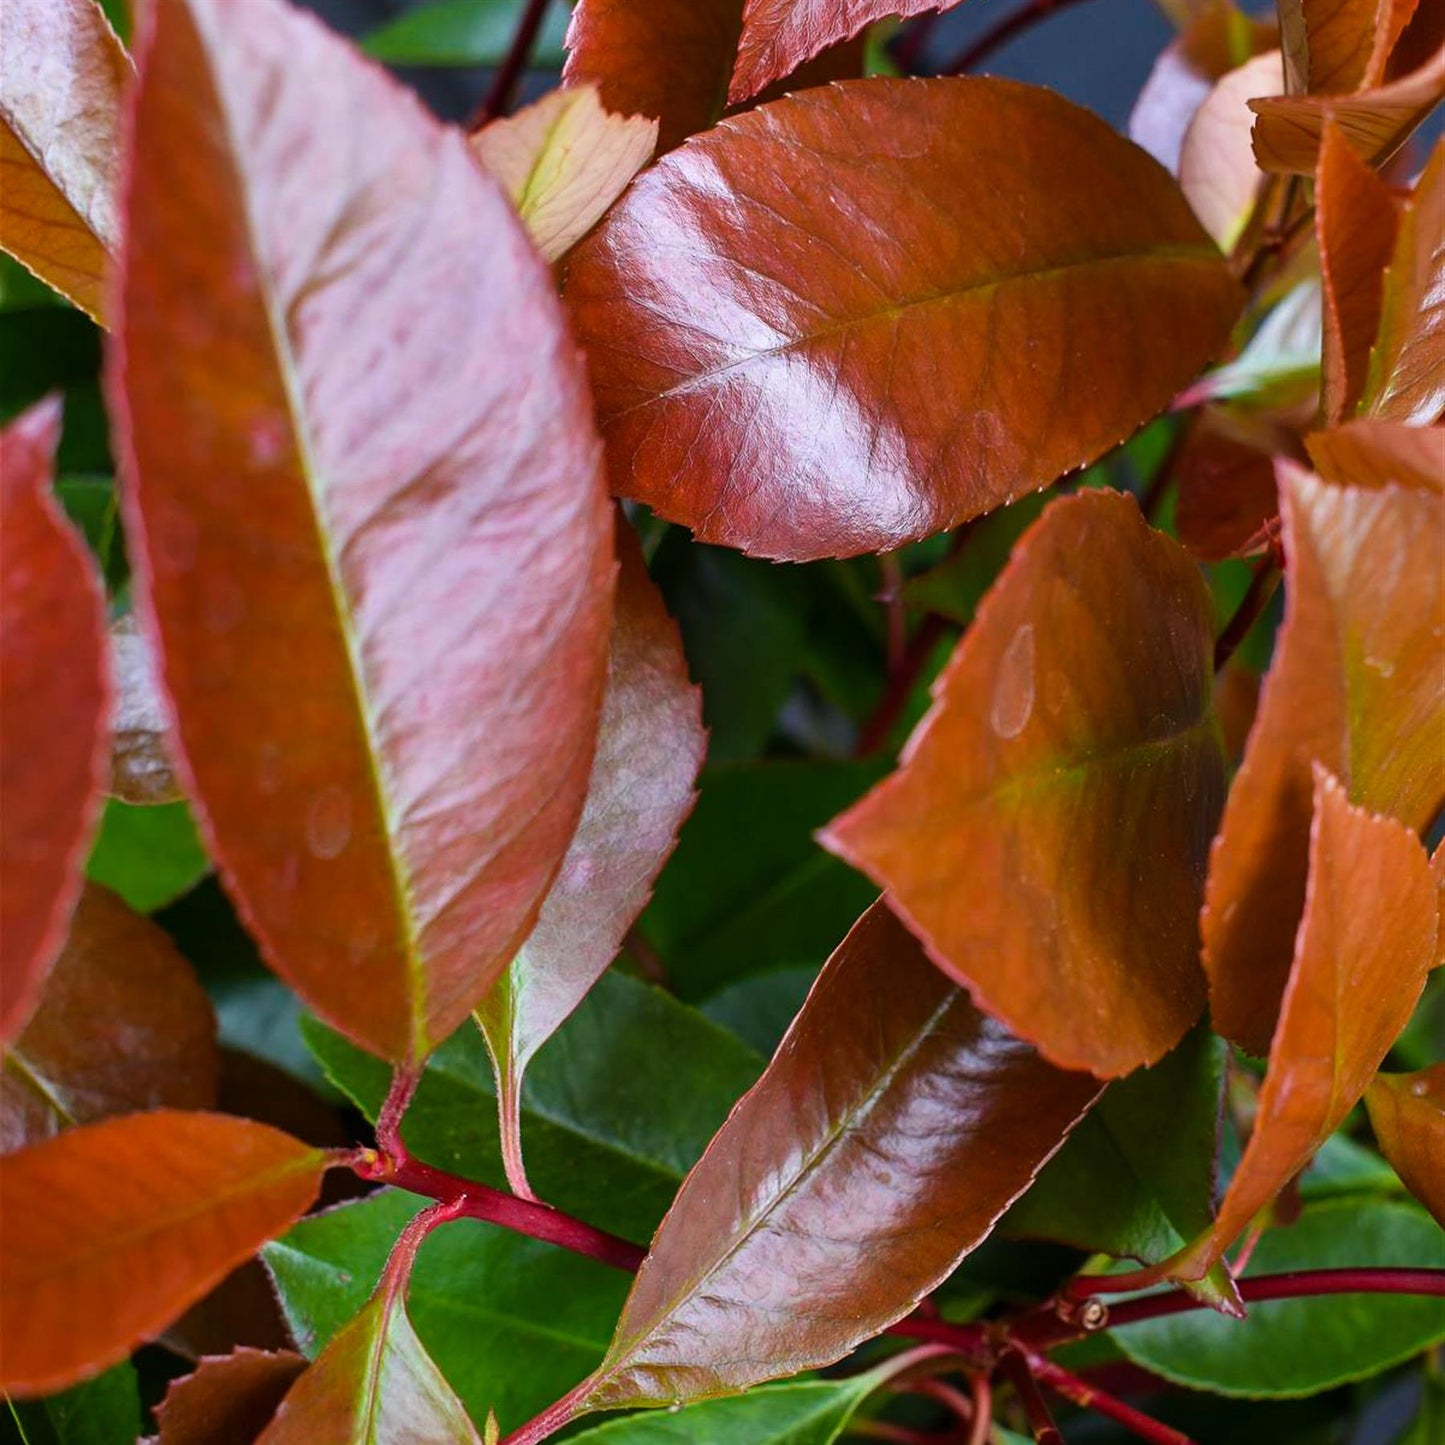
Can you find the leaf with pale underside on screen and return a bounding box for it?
[564,77,1241,561]
[0,883,217,1152]
[155,1349,306,1445]
[0,399,110,1046]
[1201,465,1444,1055]
[111,0,615,1065]
[565,901,1100,1413]
[1362,136,1445,425]
[0,0,129,321]
[0,1109,326,1395]
[476,530,703,1195]
[1367,1066,1445,1226]
[472,86,657,264]
[108,612,182,804]
[1171,770,1436,1282]
[1305,417,1445,489]
[824,491,1223,1077]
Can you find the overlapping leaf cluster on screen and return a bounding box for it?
[1,1,1441,1443]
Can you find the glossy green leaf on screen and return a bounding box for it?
[4,1363,140,1445]
[85,797,208,913]
[1115,1199,1445,1396]
[363,0,569,68]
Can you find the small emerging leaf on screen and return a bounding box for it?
[155,1349,305,1445]
[1367,1066,1445,1226]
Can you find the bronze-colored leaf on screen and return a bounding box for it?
[109,612,182,804]
[111,0,615,1065]
[156,1349,306,1445]
[564,78,1242,561]
[1305,417,1445,489]
[0,883,218,1152]
[1290,0,1416,94]
[0,0,129,321]
[0,400,110,1046]
[824,491,1223,1077]
[0,1110,326,1395]
[1366,1065,1445,1226]
[1202,464,1444,1054]
[1173,405,1286,561]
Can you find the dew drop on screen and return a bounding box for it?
[990,624,1036,739]
[1411,1078,1430,1097]
[306,786,352,860]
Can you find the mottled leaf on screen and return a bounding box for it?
[564,78,1242,560]
[1175,771,1436,1280]
[571,901,1100,1411]
[0,0,128,320]
[111,0,614,1064]
[825,492,1223,1077]
[0,399,109,1045]
[1305,416,1445,489]
[0,883,217,1151]
[472,86,657,264]
[0,1109,326,1394]
[1362,136,1445,424]
[155,1349,305,1445]
[1316,123,1398,422]
[1367,1066,1445,1225]
[1202,466,1443,1053]
[108,612,181,804]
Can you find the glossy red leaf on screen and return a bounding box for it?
[0,883,218,1152]
[111,0,615,1065]
[0,1109,326,1394]
[476,529,703,1195]
[1362,136,1445,424]
[824,492,1223,1077]
[1305,417,1445,489]
[565,78,1242,561]
[0,400,110,1046]
[1173,405,1286,561]
[1316,123,1398,423]
[1201,465,1444,1054]
[156,1349,306,1445]
[1172,771,1436,1281]
[0,0,129,321]
[1366,1065,1445,1226]
[572,901,1100,1410]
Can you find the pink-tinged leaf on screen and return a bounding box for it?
[824,492,1223,1078]
[1366,1065,1445,1226]
[1363,136,1445,424]
[0,0,129,321]
[1249,42,1445,173]
[0,883,218,1152]
[1173,770,1436,1281]
[1173,405,1287,561]
[570,901,1101,1411]
[156,1349,306,1445]
[1179,49,1283,247]
[1317,123,1399,423]
[1305,417,1444,489]
[564,78,1242,561]
[109,612,182,804]
[476,529,703,1196]
[0,1110,326,1395]
[471,85,657,264]
[0,399,110,1046]
[111,0,615,1066]
[1202,464,1443,1055]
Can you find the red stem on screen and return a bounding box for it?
[1023,1349,1195,1445]
[1214,553,1282,673]
[857,612,947,756]
[937,0,1101,76]
[474,0,552,126]
[998,1349,1063,1444]
[966,1374,992,1445]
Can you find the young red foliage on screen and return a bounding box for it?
[154,1349,306,1445]
[1366,1066,1445,1227]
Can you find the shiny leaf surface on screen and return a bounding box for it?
[1366,1066,1445,1225]
[155,1349,305,1445]
[1202,467,1444,1053]
[0,883,217,1151]
[472,86,657,264]
[825,492,1223,1076]
[0,1109,326,1394]
[564,78,1242,560]
[0,399,109,1045]
[112,0,615,1064]
[1305,417,1445,489]
[576,901,1101,1408]
[0,0,128,320]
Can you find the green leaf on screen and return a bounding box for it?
[1298,1131,1402,1201]
[305,970,762,1242]
[1004,1024,1225,1263]
[700,967,817,1057]
[4,1362,139,1445]
[642,759,886,1001]
[361,0,569,68]
[1114,1199,1445,1397]
[84,798,208,913]
[263,1190,628,1435]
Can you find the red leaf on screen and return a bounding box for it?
[0,883,218,1152]
[1366,1065,1445,1227]
[564,78,1242,561]
[1173,405,1288,562]
[0,1110,326,1394]
[575,901,1101,1409]
[1202,465,1443,1054]
[0,400,110,1045]
[1305,417,1445,489]
[824,492,1223,1077]
[0,0,129,321]
[1286,0,1416,94]
[110,0,615,1065]
[156,1349,306,1445]
[1173,770,1436,1280]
